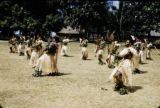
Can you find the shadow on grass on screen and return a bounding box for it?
[55,72,72,76]
[140,70,148,74]
[62,55,74,57]
[133,70,148,74]
[85,59,93,61]
[146,58,153,61]
[127,86,143,93]
[40,72,72,77]
[101,87,108,91]
[140,62,148,65]
[0,104,3,108]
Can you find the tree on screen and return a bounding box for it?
[131,2,160,37]
[0,0,64,37]
[0,0,159,40]
[61,0,109,34]
[108,1,160,40]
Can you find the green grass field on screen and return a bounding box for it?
[0,41,160,108]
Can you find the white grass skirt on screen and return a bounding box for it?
[97,49,103,57]
[109,59,133,86]
[18,44,25,54]
[61,45,68,56]
[35,53,56,73]
[29,51,39,67]
[81,47,88,59]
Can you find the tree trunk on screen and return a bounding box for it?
[119,17,122,40]
[119,1,124,41]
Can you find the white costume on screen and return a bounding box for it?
[29,50,39,68]
[17,43,25,55]
[139,50,144,63]
[109,59,133,86]
[81,47,88,59]
[35,53,56,74]
[139,43,145,63]
[80,39,88,60]
[110,47,135,86]
[61,39,69,56]
[120,47,139,70]
[146,43,152,59]
[97,49,104,56]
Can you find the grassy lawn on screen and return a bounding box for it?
[0,41,160,108]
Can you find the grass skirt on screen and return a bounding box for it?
[35,53,57,74]
[61,45,68,56]
[29,51,39,67]
[81,47,88,60]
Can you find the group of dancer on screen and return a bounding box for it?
[78,35,155,95]
[9,35,60,77]
[109,36,155,95]
[8,34,156,95]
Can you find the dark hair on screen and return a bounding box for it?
[46,43,57,55]
[54,36,60,43]
[124,51,133,59]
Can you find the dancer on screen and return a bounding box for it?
[133,41,141,54]
[129,41,141,74]
[32,37,59,77]
[139,42,145,64]
[109,41,136,95]
[35,37,45,57]
[94,35,101,57]
[61,36,70,56]
[80,37,88,60]
[106,41,120,68]
[8,36,17,53]
[79,37,82,45]
[18,40,25,56]
[29,45,39,68]
[146,41,153,60]
[97,36,106,65]
[32,44,57,77]
[25,37,33,59]
[128,38,141,74]
[52,36,60,74]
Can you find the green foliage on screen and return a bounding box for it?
[23,17,39,30]
[0,0,64,35]
[62,0,109,33]
[110,1,160,38]
[0,0,160,39]
[43,14,63,32]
